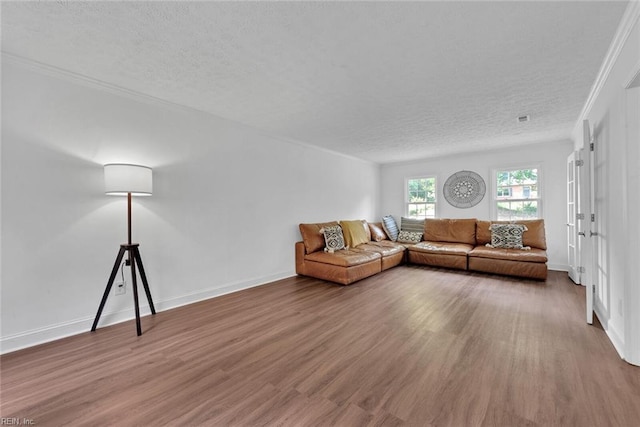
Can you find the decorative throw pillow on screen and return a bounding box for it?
[400,217,425,234]
[319,225,346,253]
[486,224,530,250]
[382,215,399,241]
[340,220,370,248]
[397,230,423,244]
[368,222,388,242]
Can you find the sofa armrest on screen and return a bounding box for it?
[295,241,307,274]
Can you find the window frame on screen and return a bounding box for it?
[405,175,438,219]
[490,164,543,220]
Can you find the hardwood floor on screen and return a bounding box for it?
[1,267,639,426]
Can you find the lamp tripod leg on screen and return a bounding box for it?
[92,246,127,332]
[132,247,156,315]
[129,248,142,336]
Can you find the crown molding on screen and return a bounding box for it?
[2,51,379,167]
[1,51,207,115]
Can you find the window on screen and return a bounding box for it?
[494,167,540,220]
[406,176,436,218]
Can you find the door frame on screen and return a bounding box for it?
[580,120,594,325]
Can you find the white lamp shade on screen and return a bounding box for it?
[104,164,152,196]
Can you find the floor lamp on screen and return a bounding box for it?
[91,163,157,336]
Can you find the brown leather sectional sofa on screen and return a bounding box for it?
[296,218,548,285]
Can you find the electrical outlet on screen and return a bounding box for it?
[114,281,126,296]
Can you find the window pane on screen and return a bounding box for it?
[497,200,539,220]
[497,201,512,220]
[513,201,525,215]
[497,171,510,186]
[510,168,537,185]
[425,178,435,202]
[522,201,538,218]
[497,187,511,198]
[409,190,426,202]
[425,204,435,218]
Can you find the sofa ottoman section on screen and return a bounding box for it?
[408,218,477,270]
[408,241,474,270]
[295,241,381,285]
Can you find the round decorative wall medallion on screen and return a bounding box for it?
[443,170,486,208]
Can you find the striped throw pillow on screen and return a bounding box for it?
[381,215,399,241]
[401,217,425,234]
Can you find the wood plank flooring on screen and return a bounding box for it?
[2,267,639,426]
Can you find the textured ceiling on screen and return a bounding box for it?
[1,1,629,164]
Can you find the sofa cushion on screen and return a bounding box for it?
[400,217,425,233]
[340,220,370,248]
[300,221,339,254]
[409,241,474,256]
[356,242,405,257]
[367,240,406,250]
[469,246,548,263]
[368,222,388,242]
[305,249,381,267]
[476,219,547,250]
[397,230,423,243]
[320,225,346,253]
[487,223,528,249]
[382,215,400,241]
[423,218,477,245]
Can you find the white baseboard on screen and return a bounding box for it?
[548,264,569,272]
[0,271,294,355]
[594,302,626,360]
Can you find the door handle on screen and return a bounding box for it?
[578,232,586,237]
[590,231,598,237]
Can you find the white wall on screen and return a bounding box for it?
[0,58,381,353]
[571,2,640,365]
[380,140,574,270]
